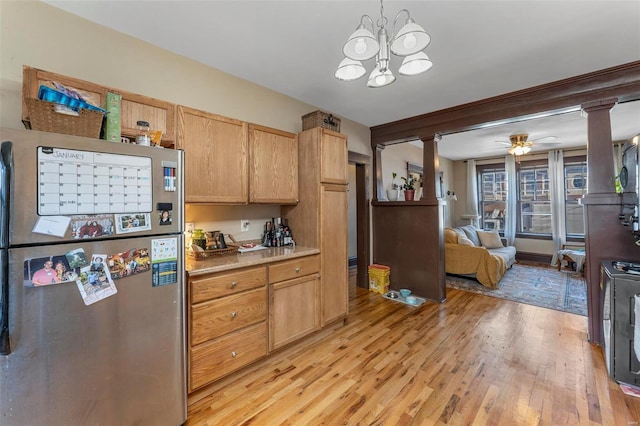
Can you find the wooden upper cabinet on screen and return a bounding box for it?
[21,66,177,146]
[319,129,348,184]
[118,91,176,147]
[178,106,248,203]
[249,124,298,204]
[22,66,106,128]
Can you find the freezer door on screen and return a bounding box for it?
[1,128,183,246]
[0,236,186,426]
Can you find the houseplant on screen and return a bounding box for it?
[401,176,417,201]
[386,172,400,201]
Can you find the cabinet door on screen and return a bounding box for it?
[178,106,248,203]
[320,184,349,325]
[249,124,298,204]
[119,91,176,147]
[320,130,348,184]
[269,274,320,351]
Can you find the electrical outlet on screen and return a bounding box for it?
[185,222,195,233]
[241,220,249,232]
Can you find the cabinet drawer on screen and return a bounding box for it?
[191,266,267,304]
[190,322,267,391]
[269,255,320,283]
[191,287,267,345]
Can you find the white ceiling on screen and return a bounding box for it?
[43,0,640,160]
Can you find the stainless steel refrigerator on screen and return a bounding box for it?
[0,128,186,425]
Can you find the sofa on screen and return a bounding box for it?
[445,225,516,289]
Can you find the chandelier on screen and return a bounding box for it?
[335,0,433,88]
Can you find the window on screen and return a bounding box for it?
[517,161,551,235]
[477,157,587,238]
[565,157,587,237]
[478,165,506,232]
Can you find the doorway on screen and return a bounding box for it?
[348,151,371,298]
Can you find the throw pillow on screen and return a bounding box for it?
[477,230,504,249]
[458,235,475,246]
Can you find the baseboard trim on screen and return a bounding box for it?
[517,252,552,264]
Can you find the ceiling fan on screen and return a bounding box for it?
[495,133,560,156]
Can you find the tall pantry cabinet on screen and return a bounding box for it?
[282,127,349,326]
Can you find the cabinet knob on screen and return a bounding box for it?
[231,351,237,358]
[230,281,237,288]
[295,267,300,273]
[230,311,237,318]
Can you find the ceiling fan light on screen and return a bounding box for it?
[522,146,531,154]
[367,66,395,88]
[390,20,431,56]
[343,25,380,60]
[398,52,433,76]
[335,58,366,81]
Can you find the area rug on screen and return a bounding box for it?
[446,264,587,316]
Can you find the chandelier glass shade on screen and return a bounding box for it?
[335,0,433,88]
[508,144,532,156]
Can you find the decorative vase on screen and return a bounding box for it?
[404,189,415,201]
[386,189,399,201]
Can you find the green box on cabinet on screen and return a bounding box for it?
[103,92,121,142]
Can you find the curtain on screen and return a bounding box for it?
[549,150,566,266]
[504,155,517,245]
[464,160,480,227]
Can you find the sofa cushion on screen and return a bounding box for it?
[459,225,481,246]
[477,230,504,249]
[489,246,517,268]
[458,236,475,246]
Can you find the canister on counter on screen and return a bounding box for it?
[192,229,207,250]
[136,120,150,146]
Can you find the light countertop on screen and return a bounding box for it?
[186,245,320,276]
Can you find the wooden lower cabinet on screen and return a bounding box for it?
[187,254,323,394]
[188,266,268,392]
[268,256,320,351]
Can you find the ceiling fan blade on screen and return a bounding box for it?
[532,136,559,144]
[495,141,512,146]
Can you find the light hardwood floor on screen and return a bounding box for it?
[186,270,640,425]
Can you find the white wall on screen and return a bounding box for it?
[438,156,455,227]
[381,142,423,197]
[0,1,372,244]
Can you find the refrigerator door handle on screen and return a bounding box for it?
[1,141,12,355]
[0,249,8,355]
